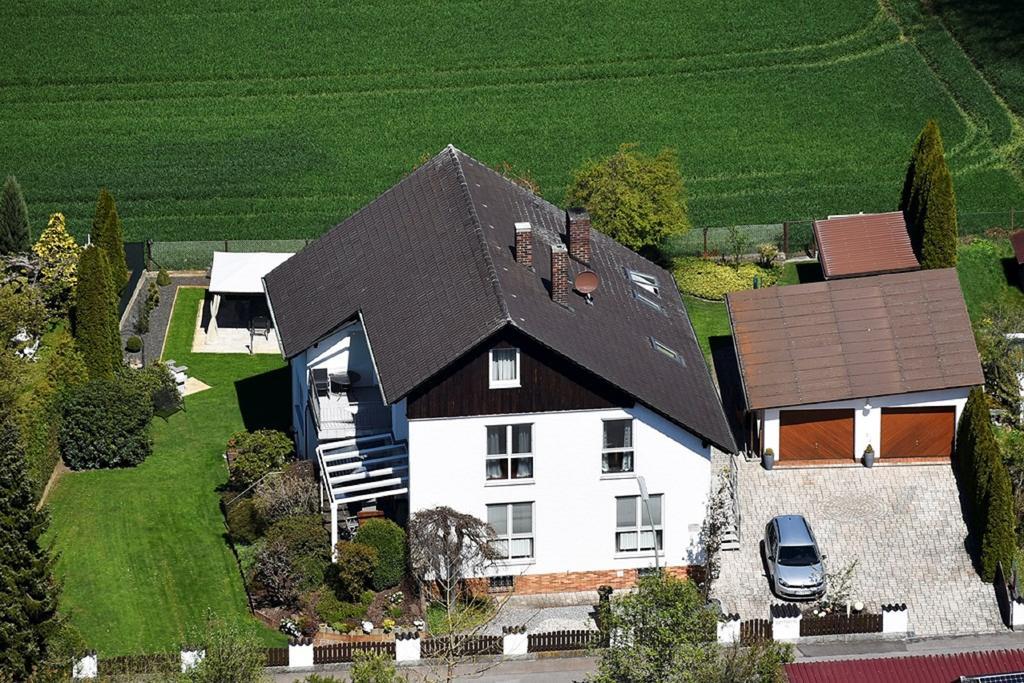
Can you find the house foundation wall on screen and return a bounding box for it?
[468,565,691,595]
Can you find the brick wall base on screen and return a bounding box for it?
[468,565,691,596]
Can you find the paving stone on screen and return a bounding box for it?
[711,451,1004,637]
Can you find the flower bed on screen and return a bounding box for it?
[674,257,779,301]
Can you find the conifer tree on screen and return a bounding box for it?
[971,397,997,524]
[91,188,129,293]
[920,160,958,269]
[955,388,984,511]
[0,417,61,680]
[981,458,1017,582]
[0,175,31,254]
[32,213,80,313]
[74,244,122,380]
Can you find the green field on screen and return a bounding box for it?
[1,0,1023,241]
[45,287,287,655]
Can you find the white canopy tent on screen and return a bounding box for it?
[207,251,292,341]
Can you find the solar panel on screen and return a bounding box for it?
[962,672,1024,683]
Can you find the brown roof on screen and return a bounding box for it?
[264,146,735,450]
[1011,230,1024,264]
[727,269,982,410]
[813,212,919,279]
[786,649,1024,682]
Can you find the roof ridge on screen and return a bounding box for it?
[447,145,511,323]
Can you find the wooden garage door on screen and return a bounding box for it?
[881,407,955,458]
[779,410,855,461]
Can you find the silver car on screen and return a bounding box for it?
[763,515,826,600]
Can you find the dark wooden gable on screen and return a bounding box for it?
[406,326,632,419]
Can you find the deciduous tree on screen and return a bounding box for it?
[0,176,31,254]
[566,144,690,252]
[91,188,129,294]
[73,244,122,380]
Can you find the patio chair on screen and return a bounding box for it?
[311,368,331,398]
[250,316,271,339]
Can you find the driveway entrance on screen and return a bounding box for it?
[712,453,1003,637]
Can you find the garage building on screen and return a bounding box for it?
[726,268,983,464]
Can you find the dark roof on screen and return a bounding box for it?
[1012,230,1024,265]
[264,146,735,450]
[786,649,1024,682]
[813,212,919,279]
[726,268,982,411]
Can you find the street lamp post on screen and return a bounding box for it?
[637,476,661,571]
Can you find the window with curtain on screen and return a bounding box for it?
[615,494,662,553]
[489,347,520,388]
[602,419,634,473]
[486,424,533,480]
[487,502,534,560]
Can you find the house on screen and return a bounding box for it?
[812,211,919,280]
[263,145,735,593]
[726,268,983,463]
[785,649,1024,682]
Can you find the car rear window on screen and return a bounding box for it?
[778,545,819,567]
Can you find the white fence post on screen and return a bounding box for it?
[717,613,741,644]
[771,604,801,642]
[72,652,98,680]
[502,626,528,656]
[180,647,205,673]
[881,603,909,634]
[395,631,421,662]
[288,637,314,669]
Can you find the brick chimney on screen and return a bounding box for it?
[567,208,591,265]
[550,243,569,306]
[514,222,533,269]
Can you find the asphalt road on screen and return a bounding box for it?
[270,655,597,682]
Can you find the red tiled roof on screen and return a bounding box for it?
[813,212,919,279]
[1011,230,1024,265]
[786,649,1024,683]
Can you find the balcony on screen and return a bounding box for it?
[309,371,391,441]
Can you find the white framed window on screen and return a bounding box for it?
[650,337,683,365]
[602,419,634,474]
[627,269,659,296]
[633,289,663,312]
[487,502,534,560]
[486,424,533,481]
[616,494,662,553]
[489,347,520,388]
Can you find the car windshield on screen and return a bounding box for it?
[777,544,819,567]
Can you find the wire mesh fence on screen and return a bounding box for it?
[149,239,310,270]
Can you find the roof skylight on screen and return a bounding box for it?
[633,289,663,312]
[627,269,659,296]
[650,337,684,365]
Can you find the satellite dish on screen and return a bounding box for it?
[574,270,600,295]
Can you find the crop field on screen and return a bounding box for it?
[2,0,1023,241]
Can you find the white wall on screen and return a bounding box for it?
[761,387,970,461]
[407,405,712,576]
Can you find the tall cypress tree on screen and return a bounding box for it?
[955,388,983,506]
[91,188,129,294]
[900,120,943,258]
[920,159,958,269]
[982,458,1017,582]
[74,245,122,380]
[0,175,31,254]
[0,417,61,680]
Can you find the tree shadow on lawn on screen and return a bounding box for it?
[234,366,291,433]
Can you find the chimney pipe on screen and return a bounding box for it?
[550,243,569,306]
[567,208,591,265]
[514,222,533,269]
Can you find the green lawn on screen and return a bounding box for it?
[1,1,1022,241]
[45,287,288,655]
[957,239,1024,320]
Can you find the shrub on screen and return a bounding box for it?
[757,242,780,266]
[673,257,779,301]
[156,268,171,286]
[0,279,47,344]
[350,649,402,683]
[225,497,263,545]
[133,307,150,335]
[315,590,368,625]
[330,541,379,601]
[60,375,152,469]
[252,461,319,525]
[125,336,142,353]
[250,538,298,606]
[228,429,293,488]
[183,614,266,683]
[354,518,407,590]
[136,362,183,416]
[265,514,331,593]
[146,280,160,309]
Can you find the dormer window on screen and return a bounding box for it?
[627,269,659,296]
[489,347,520,388]
[650,337,684,365]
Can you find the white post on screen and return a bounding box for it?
[288,638,314,670]
[771,604,801,642]
[717,614,741,644]
[502,626,528,656]
[1012,597,1024,630]
[395,632,421,662]
[180,648,205,673]
[881,603,909,634]
[72,652,98,679]
[330,501,339,561]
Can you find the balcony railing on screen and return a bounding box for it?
[309,373,391,440]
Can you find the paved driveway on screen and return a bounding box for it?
[712,455,1004,637]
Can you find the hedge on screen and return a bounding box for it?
[673,257,779,301]
[60,375,152,469]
